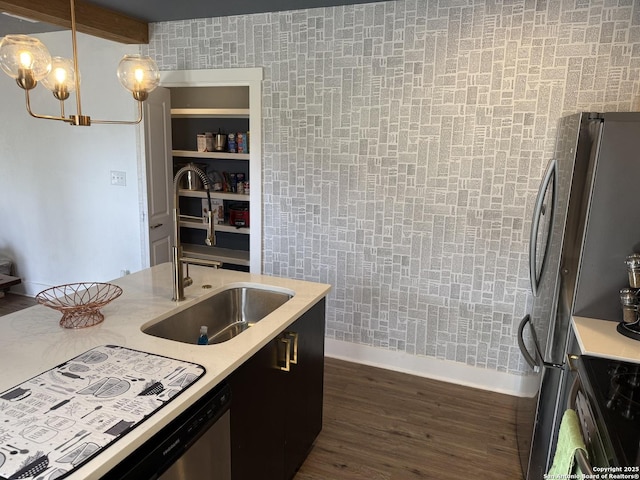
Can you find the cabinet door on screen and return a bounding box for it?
[228,298,326,480]
[143,87,174,266]
[228,338,285,480]
[283,299,326,479]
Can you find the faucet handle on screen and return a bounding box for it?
[205,210,215,246]
[184,263,193,287]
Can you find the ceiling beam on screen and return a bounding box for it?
[0,0,148,44]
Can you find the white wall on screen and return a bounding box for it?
[0,32,143,294]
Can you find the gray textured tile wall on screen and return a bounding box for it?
[146,0,640,374]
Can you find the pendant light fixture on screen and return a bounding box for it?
[0,0,159,126]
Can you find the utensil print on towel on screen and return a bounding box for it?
[3,444,29,455]
[164,366,184,380]
[46,398,74,413]
[55,430,89,452]
[81,406,102,419]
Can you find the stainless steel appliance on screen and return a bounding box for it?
[578,355,640,468]
[104,382,231,480]
[560,351,640,473]
[517,112,640,479]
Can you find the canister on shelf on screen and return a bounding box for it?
[626,253,640,288]
[620,288,639,324]
[204,132,214,152]
[196,134,207,152]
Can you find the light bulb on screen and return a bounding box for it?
[134,68,144,83]
[117,55,159,102]
[0,35,51,90]
[19,51,33,68]
[42,57,77,101]
[54,67,67,83]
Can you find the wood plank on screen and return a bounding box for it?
[295,358,523,479]
[0,0,148,44]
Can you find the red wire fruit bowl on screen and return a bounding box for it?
[35,282,123,329]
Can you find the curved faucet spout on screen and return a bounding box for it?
[172,164,219,301]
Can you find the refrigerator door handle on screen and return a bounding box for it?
[529,158,557,296]
[517,314,564,372]
[518,315,540,371]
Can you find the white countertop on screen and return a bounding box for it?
[572,316,640,363]
[0,263,331,479]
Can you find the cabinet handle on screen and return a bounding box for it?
[279,336,291,372]
[288,332,298,365]
[149,223,163,229]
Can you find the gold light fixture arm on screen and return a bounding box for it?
[69,0,83,122]
[24,89,74,123]
[91,101,143,125]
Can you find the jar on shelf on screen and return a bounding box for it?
[620,288,639,324]
[626,253,640,288]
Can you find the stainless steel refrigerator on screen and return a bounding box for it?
[516,112,640,480]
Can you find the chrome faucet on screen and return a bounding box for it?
[172,164,221,301]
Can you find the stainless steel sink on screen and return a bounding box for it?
[142,287,293,345]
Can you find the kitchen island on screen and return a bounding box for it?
[0,263,331,479]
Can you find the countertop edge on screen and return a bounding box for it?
[572,316,640,363]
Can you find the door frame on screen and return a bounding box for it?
[138,67,263,273]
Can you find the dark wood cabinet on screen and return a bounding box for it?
[228,298,326,480]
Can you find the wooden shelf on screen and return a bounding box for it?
[180,218,250,235]
[182,243,250,267]
[171,108,250,118]
[179,189,249,201]
[173,150,250,160]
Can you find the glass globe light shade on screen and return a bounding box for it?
[41,57,77,100]
[116,55,159,101]
[0,35,51,88]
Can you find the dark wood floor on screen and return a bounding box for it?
[0,291,36,315]
[296,358,523,479]
[0,292,523,479]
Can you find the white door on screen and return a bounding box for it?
[143,87,174,266]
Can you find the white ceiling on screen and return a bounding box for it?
[0,0,389,37]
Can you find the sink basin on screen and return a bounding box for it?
[142,287,293,344]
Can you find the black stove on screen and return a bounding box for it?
[581,355,640,467]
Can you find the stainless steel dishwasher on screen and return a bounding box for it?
[103,382,231,480]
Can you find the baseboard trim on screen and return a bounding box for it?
[325,338,536,397]
[11,281,49,297]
